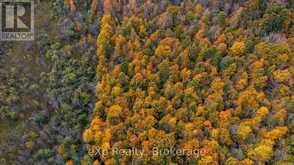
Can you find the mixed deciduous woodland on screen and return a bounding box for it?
[0,0,293,164]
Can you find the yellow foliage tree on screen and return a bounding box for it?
[107,105,122,119]
[255,106,269,119]
[198,156,218,165]
[83,128,93,143]
[248,145,273,162]
[273,69,291,82]
[263,127,288,141]
[237,125,252,141]
[229,41,246,56]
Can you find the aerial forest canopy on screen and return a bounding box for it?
[0,0,293,165]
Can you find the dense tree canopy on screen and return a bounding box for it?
[81,0,294,164]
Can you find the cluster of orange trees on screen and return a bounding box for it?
[69,0,293,164]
